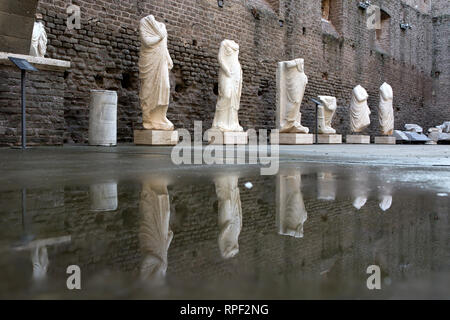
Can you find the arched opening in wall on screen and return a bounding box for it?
[321,0,342,36]
[375,10,391,53]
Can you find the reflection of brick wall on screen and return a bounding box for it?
[7,0,437,144]
[0,65,66,146]
[0,176,447,296]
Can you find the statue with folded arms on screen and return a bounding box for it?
[139,15,174,131]
[378,82,394,135]
[211,40,244,132]
[350,85,371,133]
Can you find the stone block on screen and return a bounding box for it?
[374,136,396,144]
[271,133,313,145]
[134,130,179,146]
[346,135,370,144]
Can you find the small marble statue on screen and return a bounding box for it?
[277,171,307,238]
[139,179,173,283]
[318,96,337,134]
[350,85,371,133]
[211,40,243,132]
[378,82,394,135]
[29,14,47,58]
[277,58,309,133]
[215,176,242,259]
[138,15,174,131]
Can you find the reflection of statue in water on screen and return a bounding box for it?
[318,96,337,134]
[215,176,242,259]
[139,180,173,283]
[379,184,393,212]
[31,246,49,281]
[317,172,336,201]
[378,82,394,135]
[138,15,174,131]
[278,59,309,133]
[350,85,371,133]
[211,40,243,132]
[277,171,307,238]
[352,171,369,210]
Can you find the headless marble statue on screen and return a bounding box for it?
[277,59,309,133]
[211,40,243,132]
[350,85,371,133]
[215,176,242,259]
[277,170,307,238]
[139,15,174,131]
[139,179,173,284]
[378,82,394,135]
[318,96,337,134]
[29,15,47,58]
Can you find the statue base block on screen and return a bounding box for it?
[207,130,248,145]
[134,130,179,146]
[314,134,342,144]
[346,135,370,144]
[374,136,396,145]
[271,133,314,145]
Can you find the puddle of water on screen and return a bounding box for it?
[0,163,449,299]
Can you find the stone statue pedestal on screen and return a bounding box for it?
[206,129,248,145]
[271,133,313,145]
[314,134,342,144]
[374,136,396,145]
[134,130,179,146]
[346,135,370,144]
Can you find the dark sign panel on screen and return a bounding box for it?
[8,57,38,71]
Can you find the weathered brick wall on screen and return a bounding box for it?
[0,65,66,146]
[0,0,445,144]
[430,0,450,127]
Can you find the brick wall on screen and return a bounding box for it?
[0,65,66,146]
[0,0,446,144]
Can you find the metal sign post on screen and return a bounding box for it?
[311,98,322,145]
[8,57,38,149]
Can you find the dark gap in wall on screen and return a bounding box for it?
[121,73,132,89]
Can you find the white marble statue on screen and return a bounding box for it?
[139,179,173,283]
[215,176,242,259]
[29,15,47,58]
[378,82,394,135]
[350,85,371,133]
[277,171,307,238]
[211,40,243,132]
[436,121,450,133]
[138,15,174,131]
[277,58,309,133]
[318,96,337,134]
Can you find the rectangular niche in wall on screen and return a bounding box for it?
[375,10,391,53]
[321,0,343,37]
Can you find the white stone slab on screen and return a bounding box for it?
[134,130,179,145]
[0,52,70,71]
[404,132,431,142]
[375,136,396,144]
[207,130,248,145]
[314,134,342,144]
[271,133,313,145]
[346,135,370,144]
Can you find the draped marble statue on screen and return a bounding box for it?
[215,176,242,259]
[318,96,337,134]
[29,14,47,58]
[138,15,174,131]
[277,58,309,133]
[378,82,394,135]
[211,40,243,132]
[139,179,173,283]
[350,85,371,133]
[276,170,307,238]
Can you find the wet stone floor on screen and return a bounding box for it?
[0,162,449,299]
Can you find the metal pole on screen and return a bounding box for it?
[21,70,26,149]
[315,104,318,145]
